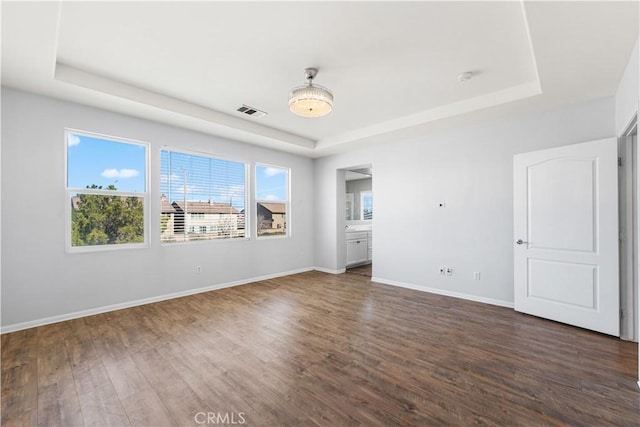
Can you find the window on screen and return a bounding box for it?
[256,164,289,237]
[160,149,247,243]
[361,190,373,220]
[66,130,148,251]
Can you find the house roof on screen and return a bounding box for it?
[258,202,286,214]
[161,199,176,214]
[172,201,239,215]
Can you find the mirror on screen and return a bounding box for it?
[345,167,372,221]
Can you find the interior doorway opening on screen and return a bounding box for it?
[340,165,373,277]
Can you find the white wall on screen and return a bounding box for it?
[615,40,639,135]
[315,97,615,305]
[1,88,315,330]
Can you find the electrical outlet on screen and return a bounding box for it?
[196,265,202,274]
[446,267,453,276]
[439,266,446,275]
[473,272,481,280]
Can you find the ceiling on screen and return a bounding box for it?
[2,2,638,158]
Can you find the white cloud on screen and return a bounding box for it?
[264,194,280,201]
[101,168,140,179]
[263,167,285,177]
[67,134,81,147]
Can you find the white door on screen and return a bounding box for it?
[514,138,619,336]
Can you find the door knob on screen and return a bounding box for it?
[516,239,528,245]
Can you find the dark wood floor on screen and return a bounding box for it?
[2,271,639,426]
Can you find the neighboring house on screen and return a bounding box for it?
[170,200,243,240]
[257,202,286,234]
[161,196,176,240]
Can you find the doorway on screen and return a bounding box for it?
[342,165,373,277]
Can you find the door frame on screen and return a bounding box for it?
[619,115,638,342]
[338,164,373,271]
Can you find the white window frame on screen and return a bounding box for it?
[255,162,290,239]
[360,190,373,221]
[65,129,150,253]
[159,146,250,246]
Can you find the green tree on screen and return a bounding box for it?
[72,185,144,246]
[160,214,169,233]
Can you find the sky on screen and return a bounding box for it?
[67,132,287,210]
[255,164,287,202]
[67,133,146,192]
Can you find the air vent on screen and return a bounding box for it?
[237,104,267,118]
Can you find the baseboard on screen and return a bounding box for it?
[371,276,514,309]
[313,266,346,275]
[1,266,314,334]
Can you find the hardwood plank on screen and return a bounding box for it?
[120,388,176,427]
[72,359,112,396]
[37,397,84,427]
[129,346,208,425]
[65,337,100,368]
[35,325,85,426]
[102,354,152,401]
[1,362,38,424]
[2,408,37,427]
[1,329,37,370]
[78,383,131,427]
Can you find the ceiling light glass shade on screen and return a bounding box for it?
[288,84,333,117]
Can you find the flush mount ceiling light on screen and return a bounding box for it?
[288,68,333,118]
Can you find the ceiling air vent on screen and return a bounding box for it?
[237,104,267,118]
